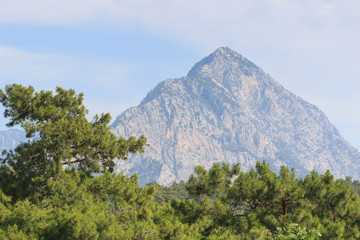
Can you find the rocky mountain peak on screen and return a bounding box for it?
[187,47,261,80]
[111,47,360,186]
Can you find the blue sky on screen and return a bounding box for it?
[0,0,359,150]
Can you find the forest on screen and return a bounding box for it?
[0,84,360,239]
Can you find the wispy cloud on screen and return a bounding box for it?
[0,0,359,148]
[1,0,359,50]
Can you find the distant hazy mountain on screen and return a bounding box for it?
[111,47,360,186]
[0,129,26,153]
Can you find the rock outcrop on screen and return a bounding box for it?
[113,47,359,185]
[0,129,26,153]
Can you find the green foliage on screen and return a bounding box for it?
[184,161,360,239]
[150,180,191,203]
[0,156,359,239]
[0,84,147,201]
[0,171,201,239]
[345,176,360,197]
[1,84,360,239]
[186,162,240,197]
[274,223,321,240]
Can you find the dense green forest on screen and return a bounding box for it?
[0,84,360,239]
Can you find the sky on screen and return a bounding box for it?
[0,0,359,150]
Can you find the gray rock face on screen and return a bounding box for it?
[111,47,360,186]
[0,129,26,153]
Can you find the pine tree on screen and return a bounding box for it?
[0,84,147,201]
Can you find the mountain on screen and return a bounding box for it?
[111,48,360,184]
[0,48,359,186]
[112,47,360,186]
[0,129,26,153]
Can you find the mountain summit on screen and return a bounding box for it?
[187,47,259,79]
[111,47,360,186]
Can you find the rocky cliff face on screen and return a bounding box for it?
[0,129,26,153]
[112,47,360,186]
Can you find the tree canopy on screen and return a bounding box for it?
[0,84,360,239]
[0,84,147,201]
[179,161,360,239]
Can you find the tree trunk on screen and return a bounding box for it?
[282,199,288,215]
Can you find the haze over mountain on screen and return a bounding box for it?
[111,47,360,186]
[0,129,26,153]
[1,47,359,186]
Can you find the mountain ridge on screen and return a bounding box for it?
[111,47,360,186]
[1,48,358,186]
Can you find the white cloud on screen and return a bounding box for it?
[3,2,358,24]
[2,1,359,48]
[0,0,106,25]
[0,1,359,80]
